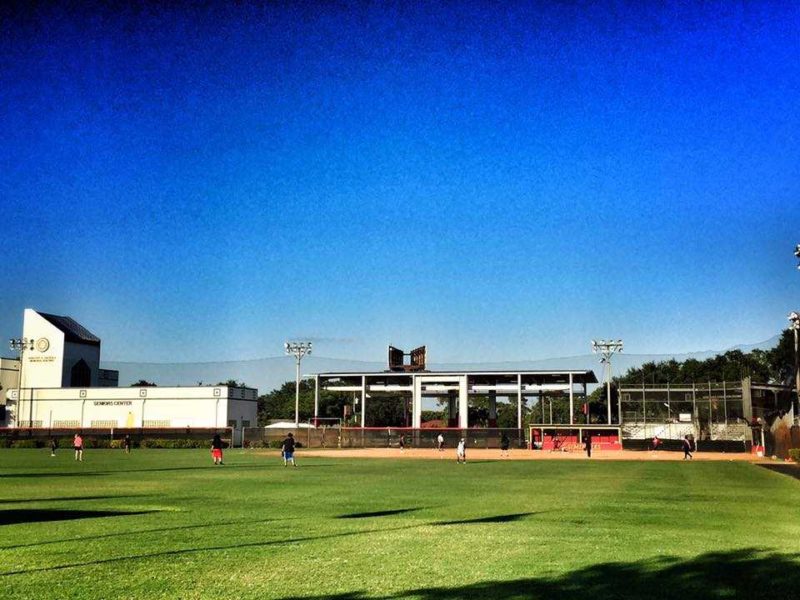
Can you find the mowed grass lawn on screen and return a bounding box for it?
[1,450,800,599]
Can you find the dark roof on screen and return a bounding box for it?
[38,312,101,346]
[316,370,599,384]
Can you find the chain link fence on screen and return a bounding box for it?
[242,427,528,450]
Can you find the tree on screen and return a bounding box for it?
[216,380,247,388]
[257,380,351,426]
[616,329,795,386]
[130,380,157,387]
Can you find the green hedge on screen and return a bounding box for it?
[789,448,800,462]
[1,438,229,449]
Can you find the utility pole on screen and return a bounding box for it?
[591,339,623,424]
[9,337,34,427]
[285,341,312,426]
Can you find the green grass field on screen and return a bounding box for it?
[1,449,800,599]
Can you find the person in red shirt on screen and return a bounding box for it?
[73,433,83,462]
[652,435,661,452]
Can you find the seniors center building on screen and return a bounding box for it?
[1,309,258,430]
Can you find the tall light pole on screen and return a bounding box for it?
[789,312,800,418]
[285,341,312,426]
[794,243,800,270]
[591,339,623,424]
[9,337,34,427]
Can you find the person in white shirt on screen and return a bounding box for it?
[456,438,466,464]
[437,433,445,452]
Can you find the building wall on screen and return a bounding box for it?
[21,309,65,388]
[98,369,119,387]
[8,386,258,429]
[0,358,20,425]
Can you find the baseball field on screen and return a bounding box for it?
[1,448,799,599]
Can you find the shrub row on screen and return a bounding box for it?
[1,438,231,449]
[244,439,304,449]
[789,448,800,462]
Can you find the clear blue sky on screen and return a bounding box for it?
[1,2,798,363]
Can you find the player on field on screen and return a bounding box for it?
[682,435,693,460]
[211,433,224,465]
[500,432,510,457]
[437,433,445,452]
[282,432,298,467]
[50,437,57,457]
[456,438,466,464]
[123,434,132,454]
[73,433,83,462]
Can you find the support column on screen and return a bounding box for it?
[412,376,422,428]
[569,373,574,425]
[517,373,522,429]
[360,375,366,428]
[458,376,468,429]
[314,375,320,426]
[447,392,457,427]
[488,390,498,427]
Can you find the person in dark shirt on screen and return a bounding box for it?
[584,433,592,458]
[500,432,510,457]
[123,435,132,454]
[683,435,693,460]
[50,437,57,457]
[211,433,224,465]
[282,432,297,467]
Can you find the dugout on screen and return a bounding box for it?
[531,426,621,451]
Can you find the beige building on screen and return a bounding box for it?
[2,309,258,431]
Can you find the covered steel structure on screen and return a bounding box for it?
[314,369,598,429]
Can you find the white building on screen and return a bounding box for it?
[2,309,258,431]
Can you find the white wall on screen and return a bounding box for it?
[9,386,258,429]
[21,309,65,389]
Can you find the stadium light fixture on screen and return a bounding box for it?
[591,339,623,424]
[795,244,800,269]
[285,341,313,426]
[9,337,34,427]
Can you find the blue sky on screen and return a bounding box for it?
[1,2,798,363]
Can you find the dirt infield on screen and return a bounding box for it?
[284,447,765,462]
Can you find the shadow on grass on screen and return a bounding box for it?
[0,509,157,526]
[0,523,420,576]
[337,508,421,519]
[434,512,534,526]
[275,549,800,600]
[758,463,800,481]
[0,494,153,505]
[0,517,283,550]
[0,463,297,479]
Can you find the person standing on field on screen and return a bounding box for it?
[282,432,297,467]
[123,434,132,454]
[211,433,224,465]
[500,432,510,457]
[437,433,445,452]
[50,437,57,457]
[456,438,466,464]
[683,435,693,460]
[73,433,83,462]
[584,433,592,458]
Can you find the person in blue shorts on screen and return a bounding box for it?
[282,432,297,467]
